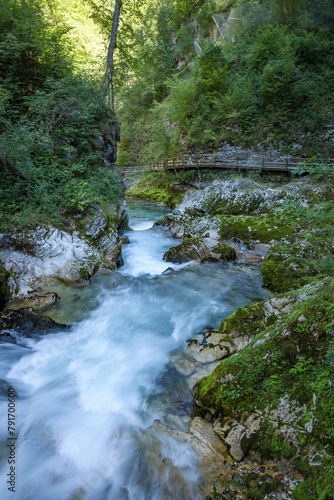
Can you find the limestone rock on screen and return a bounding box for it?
[186,339,229,363]
[7,290,59,311]
[85,216,108,238]
[0,220,122,290]
[189,417,230,464]
[117,200,130,230]
[223,422,257,462]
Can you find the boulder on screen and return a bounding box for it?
[213,413,261,462]
[163,238,236,264]
[0,219,122,291]
[6,290,59,311]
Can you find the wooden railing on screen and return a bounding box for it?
[150,155,334,173]
[118,165,150,175]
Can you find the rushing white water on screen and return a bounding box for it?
[0,200,270,500]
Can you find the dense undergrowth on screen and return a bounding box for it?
[116,0,334,168]
[0,0,122,232]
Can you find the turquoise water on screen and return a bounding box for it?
[0,200,270,499]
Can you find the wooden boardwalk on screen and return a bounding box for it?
[150,154,334,173]
[118,166,149,176]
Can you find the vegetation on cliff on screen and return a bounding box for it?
[116,0,334,168]
[0,0,122,232]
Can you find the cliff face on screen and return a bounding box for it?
[99,111,121,166]
[0,261,10,311]
[0,199,129,301]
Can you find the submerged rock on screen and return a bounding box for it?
[0,308,69,335]
[6,290,59,311]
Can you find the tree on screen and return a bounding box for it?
[104,0,122,107]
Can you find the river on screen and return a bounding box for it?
[0,200,271,500]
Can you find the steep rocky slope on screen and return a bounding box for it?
[149,172,334,499]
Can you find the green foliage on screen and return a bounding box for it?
[127,171,183,207]
[297,161,334,182]
[117,0,334,166]
[0,0,122,231]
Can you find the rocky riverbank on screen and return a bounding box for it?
[129,171,334,499]
[0,200,129,319]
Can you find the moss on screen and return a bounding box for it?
[262,232,334,293]
[220,300,266,336]
[78,266,90,281]
[217,213,294,244]
[293,453,334,500]
[213,243,236,260]
[127,172,184,208]
[194,278,334,488]
[246,473,280,499]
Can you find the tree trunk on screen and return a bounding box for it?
[104,0,122,107]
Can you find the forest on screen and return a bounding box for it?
[0,0,121,231]
[114,0,334,168]
[0,2,334,500]
[1,0,334,230]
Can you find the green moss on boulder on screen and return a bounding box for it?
[220,301,267,336]
[217,213,294,244]
[213,243,237,261]
[164,238,236,263]
[193,278,334,497]
[262,230,334,293]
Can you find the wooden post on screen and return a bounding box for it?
[286,158,289,170]
[237,159,240,175]
[262,158,264,170]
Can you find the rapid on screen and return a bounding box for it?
[0,200,270,500]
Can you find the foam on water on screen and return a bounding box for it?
[0,200,271,500]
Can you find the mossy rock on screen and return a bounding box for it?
[213,243,237,261]
[220,301,266,336]
[127,172,184,208]
[246,473,279,499]
[217,213,294,244]
[193,278,334,484]
[164,238,237,263]
[163,237,208,263]
[0,261,11,311]
[293,453,334,500]
[262,234,334,293]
